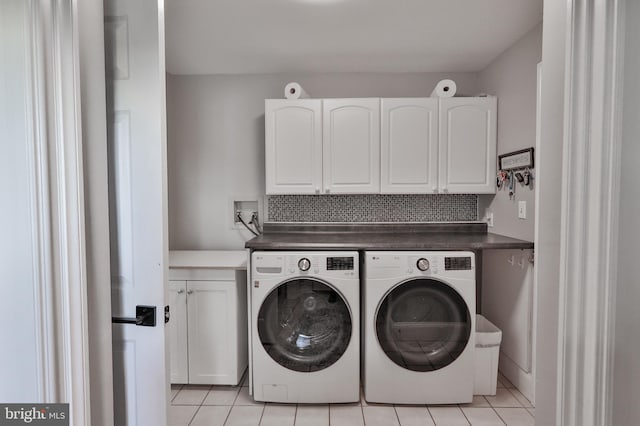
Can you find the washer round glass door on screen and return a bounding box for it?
[257,278,352,372]
[375,278,471,372]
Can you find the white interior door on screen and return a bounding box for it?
[105,0,170,424]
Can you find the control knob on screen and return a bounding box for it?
[416,258,430,271]
[298,258,311,271]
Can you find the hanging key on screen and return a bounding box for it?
[508,171,514,199]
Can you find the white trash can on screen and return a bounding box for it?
[474,314,502,395]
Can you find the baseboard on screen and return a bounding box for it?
[498,350,535,405]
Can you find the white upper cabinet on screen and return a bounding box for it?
[265,99,322,194]
[323,99,380,194]
[438,97,497,194]
[381,98,438,194]
[264,96,497,195]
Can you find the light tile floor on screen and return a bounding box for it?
[170,372,534,426]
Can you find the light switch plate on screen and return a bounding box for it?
[518,201,527,219]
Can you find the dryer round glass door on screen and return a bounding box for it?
[375,278,471,372]
[257,278,353,372]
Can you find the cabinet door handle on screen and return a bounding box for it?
[315,187,320,194]
[187,289,194,295]
[432,186,438,193]
[177,289,184,294]
[325,187,330,194]
[442,186,449,193]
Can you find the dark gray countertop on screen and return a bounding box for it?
[245,222,534,251]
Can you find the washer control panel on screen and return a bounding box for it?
[298,258,311,271]
[416,258,430,271]
[327,256,354,271]
[252,251,359,278]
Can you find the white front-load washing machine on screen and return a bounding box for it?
[363,251,476,404]
[250,251,359,403]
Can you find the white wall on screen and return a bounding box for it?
[477,23,542,242]
[0,0,40,402]
[475,23,542,403]
[166,72,479,250]
[613,0,640,423]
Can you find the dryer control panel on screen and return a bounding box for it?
[444,256,472,271]
[366,251,475,279]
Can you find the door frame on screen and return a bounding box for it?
[535,0,627,423]
[24,0,92,423]
[553,0,625,425]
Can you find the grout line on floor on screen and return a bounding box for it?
[294,404,299,426]
[458,406,472,426]
[186,405,201,426]
[493,408,507,426]
[392,405,401,425]
[425,405,436,424]
[171,384,183,403]
[258,405,266,426]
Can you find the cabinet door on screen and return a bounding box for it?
[439,97,497,193]
[381,98,438,193]
[265,99,323,194]
[168,281,188,384]
[187,281,238,385]
[323,98,380,194]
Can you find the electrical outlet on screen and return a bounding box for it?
[486,212,494,227]
[518,201,527,219]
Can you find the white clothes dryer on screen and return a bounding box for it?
[363,251,476,404]
[250,251,360,403]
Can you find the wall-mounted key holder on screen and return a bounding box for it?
[498,147,534,171]
[497,148,535,190]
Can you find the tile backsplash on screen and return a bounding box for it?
[267,194,478,222]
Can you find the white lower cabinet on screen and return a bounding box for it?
[168,281,189,384]
[168,268,247,385]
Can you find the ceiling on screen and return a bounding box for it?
[165,0,543,75]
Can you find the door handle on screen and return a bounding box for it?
[112,305,156,327]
